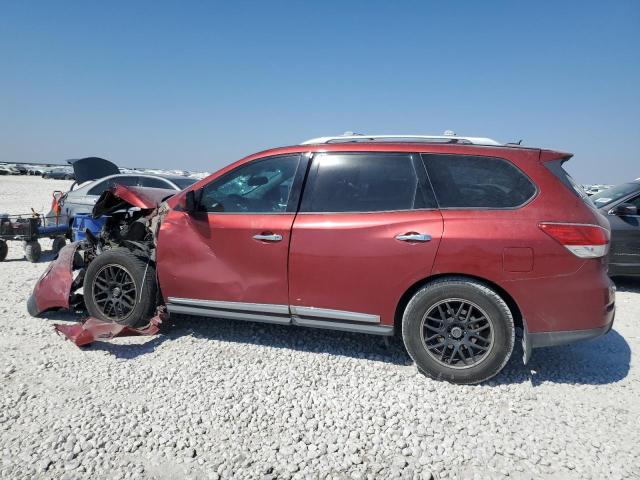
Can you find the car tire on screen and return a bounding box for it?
[52,237,66,254]
[402,277,515,385]
[24,241,41,262]
[83,248,158,327]
[0,240,7,261]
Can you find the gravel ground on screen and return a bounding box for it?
[1,175,639,480]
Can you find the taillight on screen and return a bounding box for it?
[539,222,610,258]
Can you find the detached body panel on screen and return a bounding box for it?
[27,242,80,316]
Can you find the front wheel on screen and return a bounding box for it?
[83,248,158,327]
[402,277,515,385]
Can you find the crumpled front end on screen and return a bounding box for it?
[27,184,171,318]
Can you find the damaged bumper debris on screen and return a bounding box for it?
[27,242,83,316]
[27,184,173,344]
[54,310,165,347]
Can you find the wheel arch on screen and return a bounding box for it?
[394,273,523,334]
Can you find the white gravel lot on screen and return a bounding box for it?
[1,175,639,480]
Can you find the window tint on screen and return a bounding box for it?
[88,176,139,196]
[590,183,640,208]
[200,155,300,213]
[422,154,536,208]
[546,160,590,201]
[302,153,434,212]
[88,180,107,196]
[627,195,640,210]
[139,177,172,189]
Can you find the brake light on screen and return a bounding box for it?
[539,222,610,258]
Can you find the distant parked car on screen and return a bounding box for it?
[8,164,28,175]
[590,180,640,276]
[583,184,612,196]
[43,167,75,180]
[26,165,44,176]
[0,164,25,175]
[53,157,196,227]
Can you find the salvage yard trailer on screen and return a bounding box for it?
[28,133,615,384]
[0,214,67,262]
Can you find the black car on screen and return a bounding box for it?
[591,180,640,276]
[43,168,75,180]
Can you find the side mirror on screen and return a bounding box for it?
[610,202,638,216]
[185,188,202,214]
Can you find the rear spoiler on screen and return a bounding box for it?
[540,149,573,163]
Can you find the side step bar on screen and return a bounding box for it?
[291,316,394,336]
[166,297,394,336]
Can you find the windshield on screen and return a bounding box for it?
[171,177,197,189]
[590,183,640,208]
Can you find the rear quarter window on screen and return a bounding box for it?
[422,154,537,209]
[545,159,590,201]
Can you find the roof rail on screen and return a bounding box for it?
[301,131,502,146]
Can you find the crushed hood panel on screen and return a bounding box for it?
[93,185,176,217]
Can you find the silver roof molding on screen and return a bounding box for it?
[301,132,501,146]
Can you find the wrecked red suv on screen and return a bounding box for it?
[28,134,616,384]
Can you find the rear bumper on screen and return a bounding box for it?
[528,309,614,349]
[522,283,615,364]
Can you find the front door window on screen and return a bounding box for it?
[200,155,301,213]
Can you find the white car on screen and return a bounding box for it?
[50,157,196,227]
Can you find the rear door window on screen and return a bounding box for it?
[87,180,107,196]
[301,153,436,213]
[88,176,139,196]
[422,154,536,208]
[139,177,172,189]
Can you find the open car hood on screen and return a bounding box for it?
[93,184,176,217]
[68,157,120,184]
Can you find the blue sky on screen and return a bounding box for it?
[1,1,638,183]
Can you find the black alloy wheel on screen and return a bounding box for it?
[420,298,494,369]
[92,264,138,321]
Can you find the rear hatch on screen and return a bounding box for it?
[68,157,120,184]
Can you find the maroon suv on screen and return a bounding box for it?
[29,134,615,384]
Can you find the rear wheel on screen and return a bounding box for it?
[0,240,7,261]
[402,277,515,384]
[24,241,41,262]
[83,248,158,327]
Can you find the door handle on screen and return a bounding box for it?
[395,232,431,242]
[253,233,283,242]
